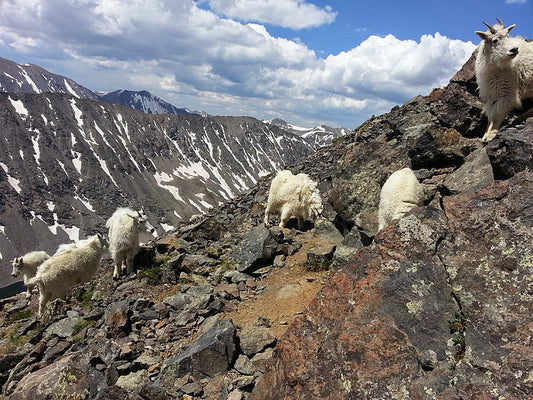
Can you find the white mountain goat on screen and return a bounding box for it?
[378,168,425,231]
[27,234,107,316]
[475,19,533,141]
[11,251,50,298]
[106,207,155,279]
[264,170,323,229]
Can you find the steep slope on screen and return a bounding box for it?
[99,90,197,115]
[0,93,315,286]
[0,57,99,100]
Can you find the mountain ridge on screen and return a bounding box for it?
[0,91,316,288]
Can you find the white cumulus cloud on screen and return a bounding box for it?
[206,0,337,29]
[0,0,476,128]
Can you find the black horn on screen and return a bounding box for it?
[483,21,497,34]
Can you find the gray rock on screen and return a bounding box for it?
[250,348,274,373]
[238,325,276,356]
[234,354,256,375]
[159,319,236,385]
[115,370,148,391]
[9,355,91,400]
[306,243,336,269]
[341,229,363,250]
[44,316,83,338]
[442,147,494,194]
[105,300,132,338]
[162,285,213,314]
[233,225,277,272]
[314,218,344,243]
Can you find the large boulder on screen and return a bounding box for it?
[159,319,237,393]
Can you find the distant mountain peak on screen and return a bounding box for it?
[263,118,350,147]
[98,89,198,115]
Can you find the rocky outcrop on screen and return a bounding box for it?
[249,55,533,400]
[0,53,532,400]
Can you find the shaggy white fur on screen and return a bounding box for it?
[475,20,533,141]
[11,251,50,298]
[264,170,323,229]
[106,207,155,279]
[378,168,424,231]
[27,234,107,316]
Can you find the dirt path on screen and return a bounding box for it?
[223,236,333,337]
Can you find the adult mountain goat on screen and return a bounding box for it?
[264,170,323,229]
[475,19,533,141]
[378,168,425,231]
[106,207,155,279]
[11,251,50,298]
[27,234,107,316]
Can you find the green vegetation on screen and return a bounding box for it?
[178,276,194,285]
[449,311,466,359]
[75,285,95,309]
[136,255,172,285]
[7,310,32,324]
[449,311,466,333]
[137,265,163,285]
[219,259,233,269]
[306,258,332,272]
[72,319,95,337]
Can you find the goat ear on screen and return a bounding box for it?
[476,31,490,42]
[505,24,516,34]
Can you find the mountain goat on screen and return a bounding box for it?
[264,170,323,229]
[27,234,107,315]
[106,207,155,279]
[11,251,50,298]
[475,19,533,141]
[378,168,425,231]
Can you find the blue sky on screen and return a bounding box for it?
[0,0,531,129]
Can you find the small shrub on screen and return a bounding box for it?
[7,310,32,324]
[178,276,194,285]
[306,258,332,272]
[72,319,95,336]
[449,311,466,360]
[449,312,466,333]
[137,265,163,285]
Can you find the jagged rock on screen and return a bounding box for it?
[138,383,170,400]
[44,316,83,338]
[223,270,249,284]
[234,354,256,375]
[105,300,133,338]
[306,243,336,269]
[116,370,148,392]
[94,386,129,400]
[485,128,533,179]
[159,319,236,389]
[162,285,214,314]
[313,219,344,243]
[250,348,274,374]
[233,224,277,272]
[1,53,532,400]
[331,244,359,270]
[238,325,277,356]
[442,147,494,195]
[249,146,533,399]
[227,388,245,400]
[9,354,97,400]
[340,229,363,250]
